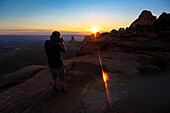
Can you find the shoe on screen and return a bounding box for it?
[52,87,59,96]
[52,91,57,95]
[59,88,68,96]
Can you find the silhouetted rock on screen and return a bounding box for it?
[118,28,125,32]
[158,31,170,42]
[77,46,97,56]
[111,29,117,34]
[95,32,101,39]
[153,12,170,31]
[78,11,170,57]
[71,35,75,40]
[83,33,100,45]
[100,32,110,38]
[83,35,91,47]
[78,32,113,56]
[68,36,76,43]
[130,10,156,28]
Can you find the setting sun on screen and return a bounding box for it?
[91,27,98,34]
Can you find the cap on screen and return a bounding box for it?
[50,31,61,41]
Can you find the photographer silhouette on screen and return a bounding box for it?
[45,31,68,96]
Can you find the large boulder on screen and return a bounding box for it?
[130,10,156,28]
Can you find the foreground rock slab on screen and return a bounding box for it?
[0,65,45,92]
[0,66,50,113]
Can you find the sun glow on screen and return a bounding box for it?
[91,27,98,34]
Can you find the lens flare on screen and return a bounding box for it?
[97,49,112,108]
[102,68,108,83]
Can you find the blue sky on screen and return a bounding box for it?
[0,0,169,35]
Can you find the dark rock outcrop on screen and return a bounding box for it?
[78,11,170,56]
[71,35,75,41]
[130,10,156,28]
[153,12,170,31]
[111,29,117,34]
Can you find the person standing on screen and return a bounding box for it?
[45,31,68,96]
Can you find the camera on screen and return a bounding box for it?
[56,38,63,43]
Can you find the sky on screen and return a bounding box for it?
[0,0,169,35]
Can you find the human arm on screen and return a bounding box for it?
[60,42,67,53]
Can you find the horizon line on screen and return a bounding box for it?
[0,34,89,36]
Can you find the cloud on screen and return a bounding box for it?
[0,29,52,32]
[59,30,89,35]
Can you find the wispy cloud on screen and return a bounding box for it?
[0,29,52,32]
[0,29,52,35]
[0,29,90,35]
[59,30,89,35]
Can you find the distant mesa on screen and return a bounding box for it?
[71,35,75,41]
[68,35,75,43]
[68,35,82,45]
[130,10,157,28]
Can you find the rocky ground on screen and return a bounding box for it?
[0,49,170,113]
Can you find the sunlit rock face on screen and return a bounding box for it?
[130,10,156,28]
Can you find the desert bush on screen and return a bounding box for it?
[137,55,170,75]
[150,55,170,71]
[72,61,76,67]
[137,65,161,75]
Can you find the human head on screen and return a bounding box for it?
[50,31,61,41]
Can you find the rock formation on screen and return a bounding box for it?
[68,36,75,43]
[130,10,156,28]
[77,10,170,56]
[153,12,170,31]
[71,36,75,41]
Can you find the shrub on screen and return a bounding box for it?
[72,61,76,67]
[137,65,161,75]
